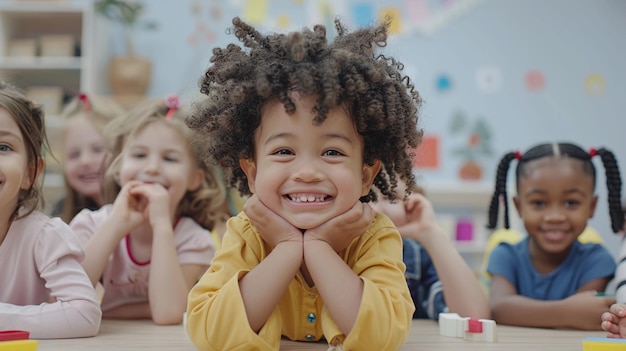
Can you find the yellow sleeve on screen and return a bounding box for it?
[186,213,283,350]
[322,214,415,350]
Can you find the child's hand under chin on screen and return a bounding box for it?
[244,194,302,248]
[128,182,172,227]
[304,201,374,253]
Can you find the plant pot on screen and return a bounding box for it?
[108,55,151,109]
[459,160,482,180]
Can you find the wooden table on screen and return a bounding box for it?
[36,319,607,350]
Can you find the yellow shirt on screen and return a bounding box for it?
[187,212,414,351]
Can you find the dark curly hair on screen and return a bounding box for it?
[187,17,423,203]
[487,142,623,233]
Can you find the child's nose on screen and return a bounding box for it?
[292,159,324,182]
[544,209,566,222]
[144,156,161,174]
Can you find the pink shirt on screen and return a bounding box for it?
[0,211,101,339]
[70,205,215,312]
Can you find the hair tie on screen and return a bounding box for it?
[514,150,522,160]
[164,94,180,120]
[589,147,598,157]
[78,93,90,112]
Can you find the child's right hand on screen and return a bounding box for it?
[601,303,626,338]
[562,290,615,330]
[109,180,150,233]
[399,193,440,243]
[243,194,302,248]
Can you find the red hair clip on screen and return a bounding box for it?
[514,150,522,160]
[78,93,90,112]
[164,94,180,120]
[589,147,598,157]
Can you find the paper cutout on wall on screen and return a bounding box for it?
[585,73,605,96]
[525,70,545,91]
[353,3,375,27]
[410,134,440,169]
[243,0,268,24]
[187,1,219,47]
[449,111,493,180]
[404,0,486,37]
[379,7,402,34]
[476,66,502,94]
[436,74,452,92]
[277,14,290,28]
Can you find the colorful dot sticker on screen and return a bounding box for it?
[436,74,452,92]
[585,73,605,96]
[525,70,545,91]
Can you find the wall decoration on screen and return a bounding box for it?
[449,111,493,180]
[353,3,375,27]
[243,0,269,24]
[404,0,486,37]
[436,73,452,92]
[475,66,502,94]
[410,134,440,169]
[525,70,545,91]
[585,73,606,96]
[379,6,402,34]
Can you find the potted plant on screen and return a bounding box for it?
[449,111,494,180]
[95,0,158,108]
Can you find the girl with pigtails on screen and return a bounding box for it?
[486,142,622,330]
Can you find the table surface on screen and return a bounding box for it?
[34,319,608,351]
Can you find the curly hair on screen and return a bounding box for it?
[103,98,229,230]
[186,17,423,203]
[55,94,125,223]
[0,82,49,220]
[487,142,624,233]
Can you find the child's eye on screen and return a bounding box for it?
[273,149,293,156]
[131,153,146,159]
[0,144,12,152]
[565,200,581,208]
[530,200,545,208]
[164,156,179,162]
[323,149,344,157]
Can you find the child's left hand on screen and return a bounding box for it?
[601,303,626,338]
[128,182,172,227]
[304,201,374,252]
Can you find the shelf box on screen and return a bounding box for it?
[27,86,64,115]
[40,34,74,57]
[7,38,36,57]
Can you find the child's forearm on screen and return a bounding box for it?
[491,295,573,328]
[420,233,489,319]
[304,239,363,335]
[81,216,128,287]
[239,241,303,332]
[149,225,188,325]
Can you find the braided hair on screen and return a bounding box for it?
[186,17,423,203]
[487,142,623,233]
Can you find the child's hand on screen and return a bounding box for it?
[398,193,440,243]
[128,182,172,227]
[109,180,149,233]
[601,303,626,338]
[243,194,302,248]
[304,201,374,252]
[563,290,616,330]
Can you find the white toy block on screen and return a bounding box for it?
[479,318,497,342]
[438,313,461,337]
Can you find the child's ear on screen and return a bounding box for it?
[239,159,257,193]
[513,195,521,216]
[21,157,45,190]
[589,194,598,218]
[361,159,381,197]
[187,168,205,191]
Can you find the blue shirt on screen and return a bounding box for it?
[487,237,616,300]
[403,238,446,319]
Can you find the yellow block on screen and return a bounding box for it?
[0,339,38,351]
[583,337,626,351]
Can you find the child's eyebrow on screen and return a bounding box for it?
[0,130,22,141]
[323,132,353,144]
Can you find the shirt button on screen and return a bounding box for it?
[307,313,316,323]
[305,334,314,341]
[309,294,316,298]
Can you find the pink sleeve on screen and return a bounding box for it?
[69,207,104,246]
[174,218,216,267]
[0,218,102,339]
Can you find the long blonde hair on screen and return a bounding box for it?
[103,97,229,230]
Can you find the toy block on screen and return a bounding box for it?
[583,337,626,351]
[463,318,484,341]
[0,339,38,351]
[0,330,29,342]
[438,313,461,337]
[480,319,497,342]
